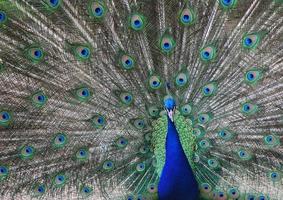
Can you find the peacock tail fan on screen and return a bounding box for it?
[0,0,282,199]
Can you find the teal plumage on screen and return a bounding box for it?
[0,0,282,199]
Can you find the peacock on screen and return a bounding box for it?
[0,0,282,199]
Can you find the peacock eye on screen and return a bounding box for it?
[75,148,89,161]
[200,45,217,62]
[237,149,252,161]
[200,183,211,193]
[91,114,106,129]
[227,187,240,198]
[219,0,238,9]
[241,102,258,115]
[74,87,92,102]
[136,162,145,172]
[88,1,107,19]
[161,38,173,52]
[31,91,48,108]
[180,103,192,116]
[198,139,211,150]
[103,160,114,170]
[217,191,227,199]
[34,184,46,196]
[26,47,44,63]
[263,134,280,148]
[127,195,134,200]
[53,174,66,187]
[198,113,213,124]
[192,126,205,138]
[133,119,145,130]
[207,159,219,169]
[218,129,235,141]
[245,193,256,200]
[52,133,67,149]
[242,33,262,50]
[0,111,12,127]
[175,72,188,87]
[139,145,149,154]
[81,185,93,196]
[257,194,268,200]
[179,7,196,26]
[147,183,157,193]
[116,137,128,148]
[75,46,91,60]
[0,165,9,181]
[130,14,146,31]
[268,171,280,182]
[148,75,162,90]
[0,11,7,24]
[159,33,176,54]
[20,145,35,160]
[202,82,218,96]
[147,105,160,118]
[244,68,263,85]
[120,92,133,106]
[137,194,143,200]
[43,0,61,9]
[120,54,135,70]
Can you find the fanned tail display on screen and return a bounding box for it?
[0,0,282,199]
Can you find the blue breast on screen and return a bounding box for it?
[158,117,199,200]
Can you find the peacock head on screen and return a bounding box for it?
[164,96,176,122]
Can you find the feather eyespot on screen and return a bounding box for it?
[88,1,107,19]
[0,11,7,24]
[0,165,9,181]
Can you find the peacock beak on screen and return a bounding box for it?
[166,107,176,122]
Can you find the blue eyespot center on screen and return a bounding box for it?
[58,136,64,142]
[0,11,6,22]
[57,175,64,181]
[50,0,59,6]
[203,51,210,58]
[125,59,132,66]
[84,188,90,193]
[267,136,272,142]
[37,95,45,102]
[182,14,190,22]
[81,48,89,57]
[134,20,141,27]
[0,167,7,173]
[81,89,89,97]
[25,147,32,154]
[2,112,9,120]
[247,72,254,80]
[244,104,250,111]
[163,42,170,49]
[245,37,253,46]
[97,117,104,124]
[34,50,42,58]
[95,7,103,16]
[222,0,232,5]
[38,186,44,193]
[152,81,158,86]
[0,11,6,23]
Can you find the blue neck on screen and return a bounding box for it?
[158,116,199,200]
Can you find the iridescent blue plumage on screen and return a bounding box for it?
[158,98,199,199]
[158,116,199,200]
